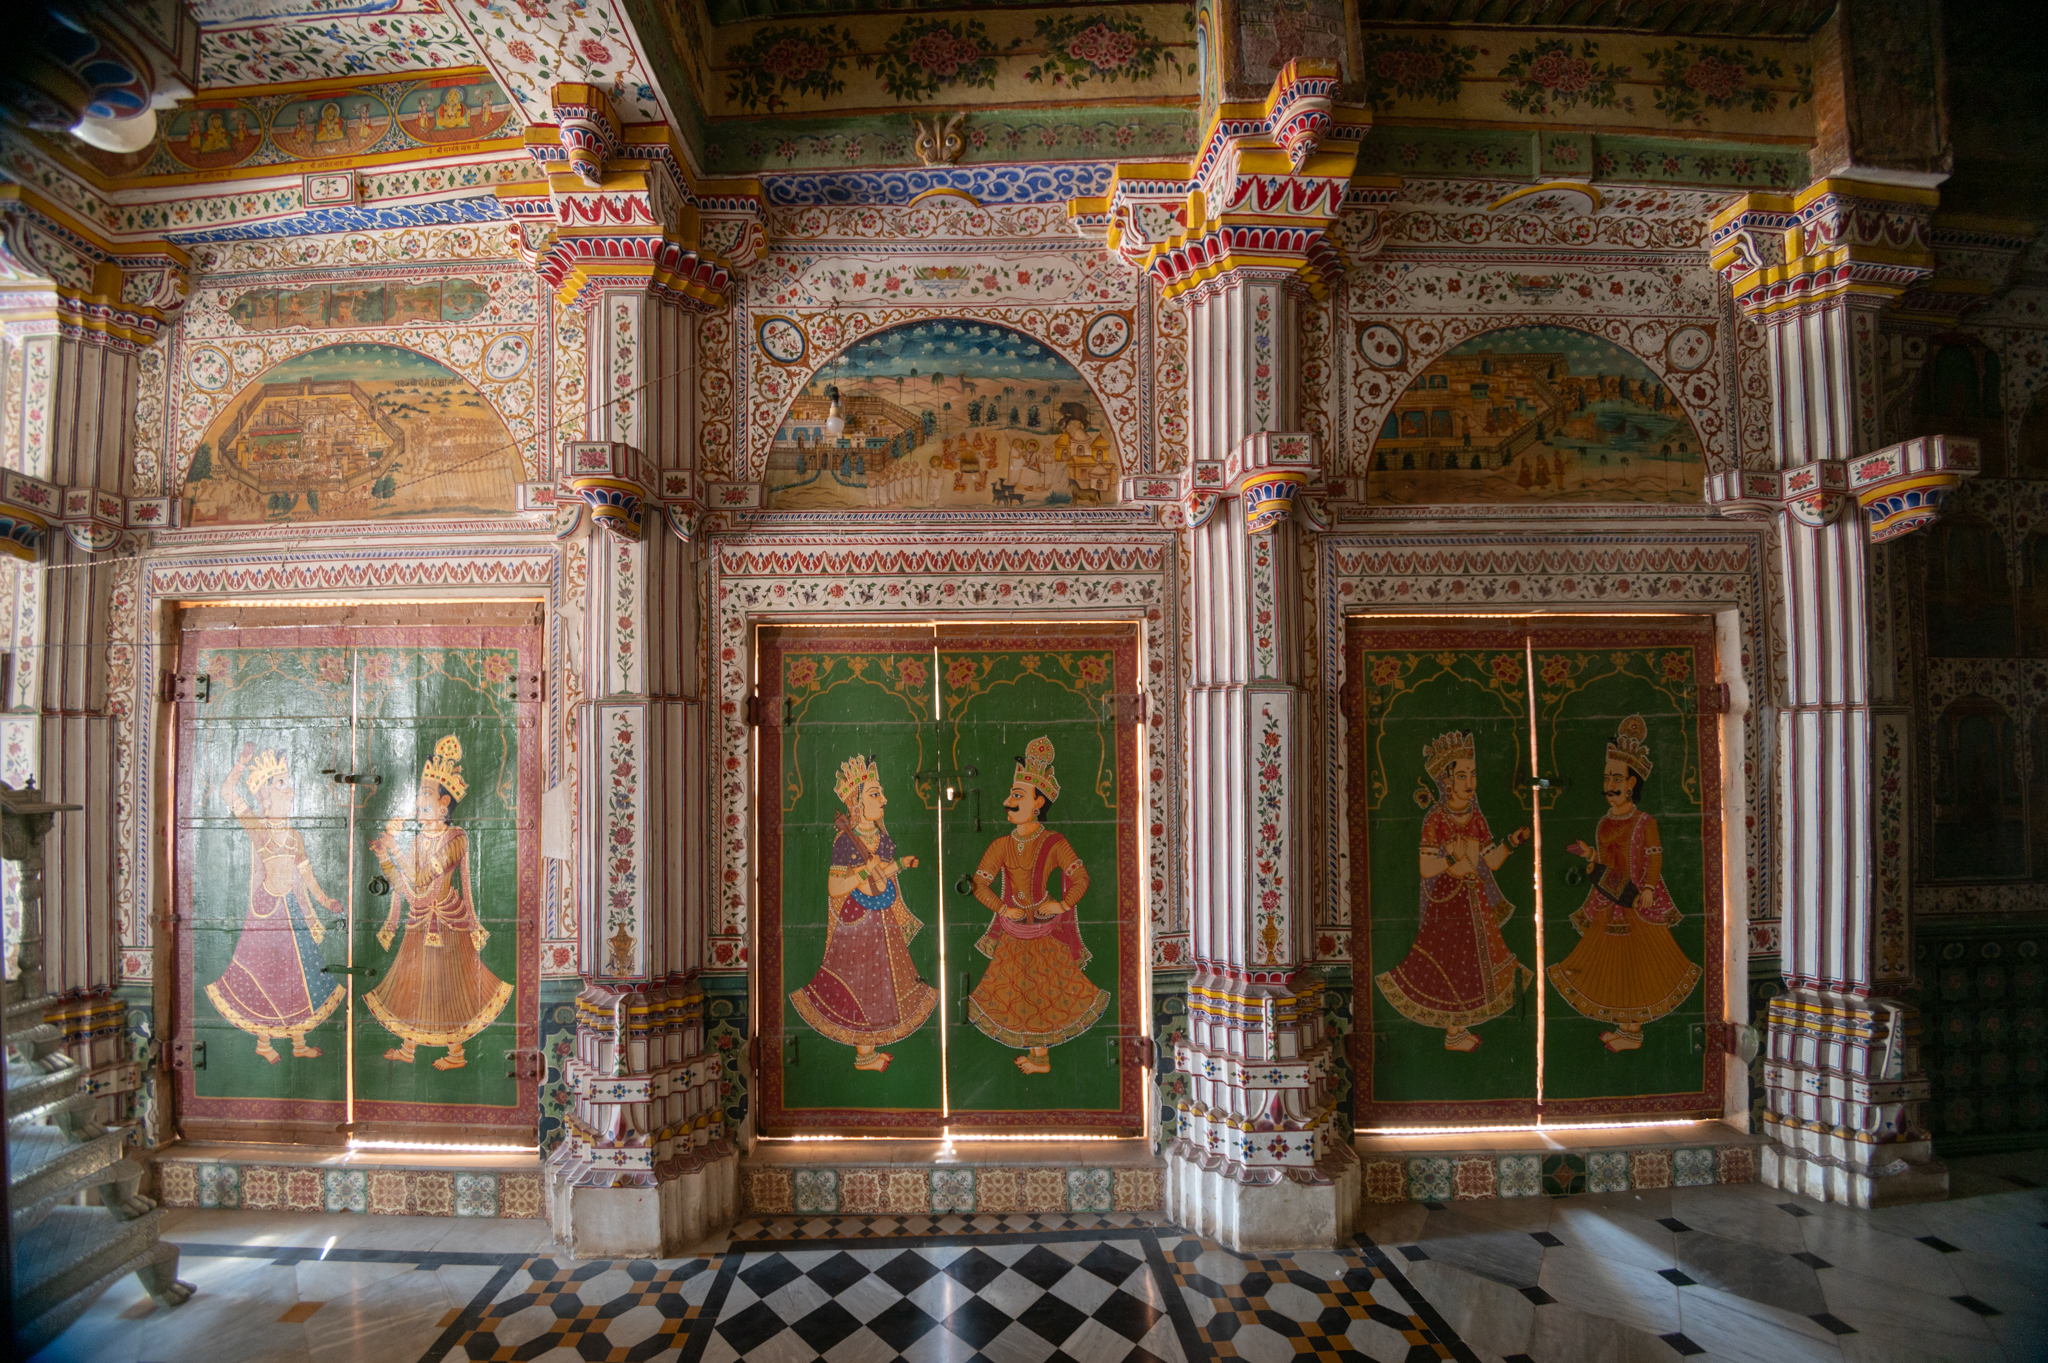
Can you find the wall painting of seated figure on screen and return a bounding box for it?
[764,318,1119,512]
[1364,324,1705,506]
[184,342,523,525]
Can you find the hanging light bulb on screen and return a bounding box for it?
[823,384,846,438]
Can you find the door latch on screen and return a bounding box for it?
[322,964,379,979]
[367,875,390,896]
[165,673,210,703]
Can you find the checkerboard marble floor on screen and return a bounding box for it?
[28,1150,2048,1363]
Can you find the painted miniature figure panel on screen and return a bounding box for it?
[760,629,946,1134]
[185,342,522,525]
[939,627,1143,1133]
[1364,325,1706,507]
[1350,624,1539,1126]
[1533,624,1721,1116]
[174,623,540,1135]
[764,319,1120,512]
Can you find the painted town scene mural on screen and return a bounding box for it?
[765,319,1119,511]
[1365,325,1705,506]
[184,343,522,525]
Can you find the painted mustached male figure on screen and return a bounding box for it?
[788,754,939,1072]
[1548,715,1701,1051]
[205,746,347,1063]
[1376,730,1534,1051]
[965,737,1110,1075]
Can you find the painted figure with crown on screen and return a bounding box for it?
[1548,715,1702,1052]
[965,737,1110,1075]
[1376,730,1534,1052]
[205,745,348,1063]
[362,736,512,1070]
[790,754,939,1071]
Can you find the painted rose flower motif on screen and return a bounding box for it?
[1025,12,1177,87]
[1076,656,1108,686]
[578,38,612,66]
[896,658,928,693]
[317,654,348,686]
[1541,656,1571,686]
[786,658,819,690]
[1359,33,1476,110]
[763,37,830,82]
[1372,657,1402,687]
[904,27,982,78]
[1067,22,1138,70]
[483,654,516,685]
[1683,56,1741,101]
[506,38,535,64]
[727,24,855,112]
[1492,654,1523,686]
[946,658,978,689]
[1663,651,1691,681]
[1530,48,1594,93]
[1375,49,1443,89]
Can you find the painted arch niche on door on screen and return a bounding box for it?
[755,622,1145,1136]
[1347,616,1725,1127]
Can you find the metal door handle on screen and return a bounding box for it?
[368,875,390,896]
[322,964,378,979]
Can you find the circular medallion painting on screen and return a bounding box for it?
[758,317,808,366]
[1083,312,1131,360]
[484,334,531,382]
[1358,323,1407,369]
[1665,326,1713,373]
[188,346,230,393]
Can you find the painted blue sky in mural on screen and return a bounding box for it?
[263,342,464,383]
[1445,325,1650,374]
[815,320,1080,383]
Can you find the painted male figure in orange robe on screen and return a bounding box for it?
[362,735,511,1070]
[1548,715,1701,1051]
[964,736,1109,1075]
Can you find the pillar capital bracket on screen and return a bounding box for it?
[1710,178,1938,319]
[1705,436,1979,542]
[1126,432,1320,529]
[1068,59,1368,302]
[549,443,705,544]
[0,187,188,350]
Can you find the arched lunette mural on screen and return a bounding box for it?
[762,317,1121,511]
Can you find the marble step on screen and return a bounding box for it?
[5,1052,84,1121]
[13,1235,183,1356]
[5,988,59,1030]
[11,1203,167,1326]
[9,1125,128,1228]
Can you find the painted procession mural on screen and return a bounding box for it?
[175,625,538,1135]
[184,343,522,525]
[764,319,1119,511]
[1364,325,1706,506]
[758,627,1142,1134]
[1351,620,1721,1124]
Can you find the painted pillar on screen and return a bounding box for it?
[1708,178,1976,1207]
[518,83,738,1254]
[1078,59,1366,1248]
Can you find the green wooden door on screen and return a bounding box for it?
[175,620,540,1142]
[938,626,1143,1134]
[759,626,946,1134]
[1534,622,1720,1118]
[1351,623,1540,1126]
[1349,615,1724,1128]
[756,622,1145,1137]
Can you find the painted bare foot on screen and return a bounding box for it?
[1602,1027,1643,1053]
[1443,1028,1481,1052]
[853,1048,892,1072]
[254,1038,281,1064]
[1014,1050,1052,1075]
[432,1046,466,1071]
[384,1043,416,1063]
[291,1040,321,1058]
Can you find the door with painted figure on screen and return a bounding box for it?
[1348,615,1725,1129]
[754,621,1146,1138]
[938,625,1143,1134]
[173,611,541,1144]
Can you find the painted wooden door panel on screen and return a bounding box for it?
[759,627,946,1134]
[938,626,1143,1134]
[350,631,540,1133]
[1534,623,1722,1117]
[178,639,353,1130]
[175,623,539,1140]
[1351,623,1540,1126]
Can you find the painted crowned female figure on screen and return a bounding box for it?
[363,736,512,1071]
[1547,715,1702,1052]
[788,755,939,1073]
[205,745,346,1063]
[1375,731,1533,1052]
[964,737,1110,1075]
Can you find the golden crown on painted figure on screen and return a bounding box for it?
[1608,715,1653,779]
[422,734,468,801]
[244,749,289,795]
[1423,730,1475,786]
[835,753,879,807]
[1014,735,1060,803]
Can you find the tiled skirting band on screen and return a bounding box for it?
[741,1164,1166,1217]
[1361,1143,1759,1202]
[153,1160,544,1218]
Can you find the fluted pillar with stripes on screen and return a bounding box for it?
[1709,178,1976,1207]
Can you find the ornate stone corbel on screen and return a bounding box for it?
[1705,436,1977,543]
[562,441,650,541]
[553,82,624,188]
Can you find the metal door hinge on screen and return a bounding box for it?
[511,672,543,703]
[504,1047,544,1082]
[746,693,787,727]
[165,672,209,703]
[1699,682,1731,714]
[171,1039,205,1072]
[1124,1036,1156,1069]
[1104,693,1147,724]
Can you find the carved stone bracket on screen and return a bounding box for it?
[551,445,703,545]
[1705,435,1978,542]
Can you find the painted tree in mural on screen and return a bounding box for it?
[362,736,511,1071]
[1374,731,1534,1052]
[964,738,1110,1075]
[1547,715,1702,1052]
[787,754,939,1073]
[204,747,347,1064]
